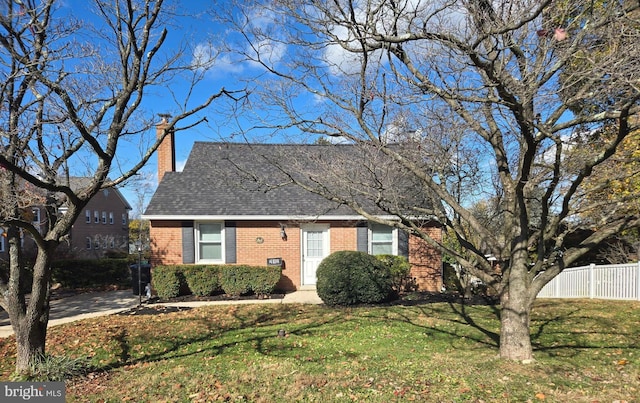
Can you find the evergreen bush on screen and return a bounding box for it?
[249,265,282,296]
[220,265,253,296]
[316,251,395,306]
[152,265,186,299]
[51,258,130,289]
[376,254,416,293]
[183,265,221,296]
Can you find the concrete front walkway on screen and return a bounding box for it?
[0,289,322,338]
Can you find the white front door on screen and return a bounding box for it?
[301,224,330,286]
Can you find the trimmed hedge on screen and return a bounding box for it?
[250,265,282,296]
[221,265,253,296]
[151,266,187,299]
[316,251,395,306]
[153,264,282,299]
[220,265,282,297]
[51,259,130,289]
[183,265,221,296]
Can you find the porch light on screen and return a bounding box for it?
[280,224,287,241]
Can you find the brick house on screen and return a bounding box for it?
[143,123,443,291]
[61,178,132,258]
[0,178,131,260]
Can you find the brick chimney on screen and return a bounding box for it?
[156,114,175,183]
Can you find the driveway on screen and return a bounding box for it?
[0,290,139,338]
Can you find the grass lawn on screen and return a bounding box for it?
[1,298,639,402]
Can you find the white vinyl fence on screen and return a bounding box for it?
[537,262,640,300]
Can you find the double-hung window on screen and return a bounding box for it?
[369,223,396,255]
[196,222,223,263]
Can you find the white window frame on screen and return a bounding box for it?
[109,212,114,224]
[122,213,127,225]
[368,223,397,255]
[86,237,92,249]
[195,222,225,263]
[94,211,99,223]
[102,211,107,224]
[85,210,91,223]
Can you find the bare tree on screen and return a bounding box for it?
[0,0,241,374]
[214,0,640,360]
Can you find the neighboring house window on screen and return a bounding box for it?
[94,211,99,223]
[122,213,127,225]
[102,211,107,224]
[196,222,223,262]
[110,238,115,248]
[109,212,114,224]
[369,224,396,255]
[86,237,92,249]
[85,210,91,223]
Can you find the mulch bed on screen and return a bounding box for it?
[116,293,287,316]
[116,305,193,316]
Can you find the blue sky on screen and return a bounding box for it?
[56,1,260,215]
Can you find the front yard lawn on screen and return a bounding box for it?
[1,298,638,402]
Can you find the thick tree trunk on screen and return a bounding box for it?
[13,313,48,372]
[5,242,53,374]
[499,291,533,361]
[498,256,537,362]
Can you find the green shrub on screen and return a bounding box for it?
[376,254,416,293]
[316,251,395,306]
[51,259,130,289]
[442,263,463,294]
[152,266,186,299]
[11,354,93,382]
[221,265,253,297]
[183,265,221,296]
[249,266,282,296]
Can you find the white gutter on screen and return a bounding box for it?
[141,214,403,221]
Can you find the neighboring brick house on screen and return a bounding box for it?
[143,123,443,292]
[61,178,132,258]
[0,178,132,260]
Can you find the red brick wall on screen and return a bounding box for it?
[149,220,183,265]
[148,219,443,292]
[408,224,443,292]
[156,120,174,183]
[235,222,302,290]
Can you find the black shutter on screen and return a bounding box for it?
[182,221,195,264]
[356,222,368,253]
[398,229,409,258]
[225,221,237,263]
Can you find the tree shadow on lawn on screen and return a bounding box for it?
[356,296,640,357]
[529,300,640,358]
[95,305,345,373]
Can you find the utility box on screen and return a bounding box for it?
[130,263,151,296]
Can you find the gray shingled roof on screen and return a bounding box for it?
[144,142,430,219]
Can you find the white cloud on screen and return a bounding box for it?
[192,42,245,75]
[247,39,288,68]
